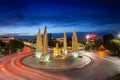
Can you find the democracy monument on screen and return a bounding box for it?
[35,26,79,62]
[22,26,91,70]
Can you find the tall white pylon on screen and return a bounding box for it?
[63,30,67,55]
[42,26,48,56]
[35,28,43,60]
[36,28,42,52]
[35,26,50,62]
[72,29,78,58]
[72,29,78,52]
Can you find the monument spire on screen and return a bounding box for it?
[42,26,48,56]
[71,29,79,58]
[72,29,78,52]
[36,28,42,52]
[35,27,50,62]
[63,30,67,55]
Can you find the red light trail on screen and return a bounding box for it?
[0,46,72,80]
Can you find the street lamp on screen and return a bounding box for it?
[86,34,90,42]
[118,33,120,39]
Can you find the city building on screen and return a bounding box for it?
[0,37,15,43]
[56,38,64,43]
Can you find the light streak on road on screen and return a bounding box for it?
[0,46,72,80]
[97,51,107,59]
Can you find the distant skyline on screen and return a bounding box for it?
[0,0,120,35]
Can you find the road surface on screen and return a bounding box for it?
[51,51,120,80]
[0,46,120,80]
[0,46,72,80]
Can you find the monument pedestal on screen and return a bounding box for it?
[35,51,42,62]
[72,52,79,58]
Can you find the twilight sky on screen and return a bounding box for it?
[0,0,120,35]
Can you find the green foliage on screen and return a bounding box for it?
[48,40,56,47]
[0,41,5,54]
[67,40,72,47]
[103,34,114,46]
[0,40,6,47]
[6,40,24,54]
[91,42,96,50]
[94,39,103,50]
[9,40,24,49]
[0,40,24,55]
[85,42,91,50]
[78,42,84,47]
[103,34,120,57]
[107,39,120,55]
[85,39,102,50]
[110,39,120,46]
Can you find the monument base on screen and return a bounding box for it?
[37,54,51,63]
[44,54,50,62]
[35,51,42,62]
[64,50,68,56]
[72,52,79,58]
[22,54,91,71]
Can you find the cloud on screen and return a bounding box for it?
[0,0,120,34]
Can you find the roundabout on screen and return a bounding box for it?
[22,53,91,71]
[1,27,118,80]
[0,50,73,80]
[0,47,119,80]
[21,27,91,71]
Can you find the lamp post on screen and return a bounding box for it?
[86,34,90,42]
[118,33,120,39]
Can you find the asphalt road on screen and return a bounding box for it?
[51,51,120,80]
[0,46,120,80]
[0,46,71,80]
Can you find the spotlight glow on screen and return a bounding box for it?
[72,52,79,58]
[44,54,50,62]
[35,52,42,59]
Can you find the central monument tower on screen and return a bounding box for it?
[35,26,50,62]
[72,29,79,58]
[63,30,67,56]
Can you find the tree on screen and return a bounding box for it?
[85,42,91,50]
[85,39,102,50]
[94,39,103,50]
[78,42,84,47]
[48,39,56,47]
[67,40,72,47]
[0,41,6,55]
[107,39,120,55]
[6,40,24,54]
[103,34,114,46]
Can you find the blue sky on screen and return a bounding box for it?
[0,0,120,35]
